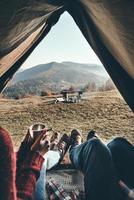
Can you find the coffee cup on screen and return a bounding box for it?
[29,123,46,139]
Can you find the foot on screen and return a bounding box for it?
[70,129,82,146]
[57,134,70,160]
[50,132,60,150]
[87,130,98,141]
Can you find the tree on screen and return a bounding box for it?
[83,82,96,92]
[68,86,75,93]
[98,79,115,91]
[40,89,52,96]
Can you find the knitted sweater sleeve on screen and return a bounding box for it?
[16,151,44,200]
[17,141,31,172]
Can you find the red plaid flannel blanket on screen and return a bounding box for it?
[46,179,85,200]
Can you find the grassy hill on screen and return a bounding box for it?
[0,90,133,150]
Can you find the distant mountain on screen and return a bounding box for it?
[12,62,108,84]
[4,62,109,98]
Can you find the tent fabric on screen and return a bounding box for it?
[0,0,134,111]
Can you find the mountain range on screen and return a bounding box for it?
[4,62,109,98]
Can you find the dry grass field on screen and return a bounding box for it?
[0,90,134,150]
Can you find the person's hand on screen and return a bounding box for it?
[50,131,60,150]
[31,132,50,156]
[22,124,48,148]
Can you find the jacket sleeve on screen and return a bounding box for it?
[16,151,44,200]
[17,141,31,172]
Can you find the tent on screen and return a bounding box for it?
[0,0,134,111]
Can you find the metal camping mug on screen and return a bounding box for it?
[29,123,46,139]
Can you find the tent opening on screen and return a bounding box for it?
[1,11,133,148]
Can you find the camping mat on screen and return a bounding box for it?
[46,168,85,200]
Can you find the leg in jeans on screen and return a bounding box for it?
[70,138,122,200]
[107,137,134,188]
[34,150,60,200]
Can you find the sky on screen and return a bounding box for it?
[21,12,102,70]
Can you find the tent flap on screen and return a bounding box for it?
[67,0,134,111]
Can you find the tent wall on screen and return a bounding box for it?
[0,7,65,91]
[0,0,65,58]
[67,0,134,111]
[0,0,65,78]
[0,0,134,111]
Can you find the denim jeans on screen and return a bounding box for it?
[34,150,60,200]
[69,138,124,200]
[108,137,134,189]
[34,137,134,200]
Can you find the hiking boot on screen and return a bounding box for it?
[57,134,70,160]
[87,130,98,141]
[50,132,60,150]
[70,129,82,146]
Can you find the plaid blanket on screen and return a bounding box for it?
[46,179,85,200]
[46,178,134,200]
